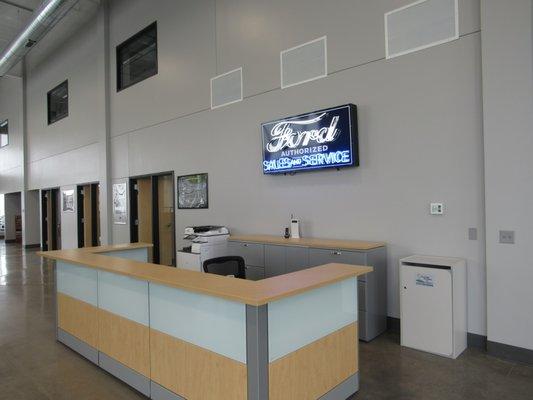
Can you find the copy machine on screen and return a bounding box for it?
[176,225,229,272]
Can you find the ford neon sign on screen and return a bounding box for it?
[261,104,358,174]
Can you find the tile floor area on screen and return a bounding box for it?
[0,241,531,400]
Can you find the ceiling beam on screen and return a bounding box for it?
[0,0,34,13]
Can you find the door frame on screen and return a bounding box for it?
[76,182,100,248]
[40,187,60,251]
[129,171,176,265]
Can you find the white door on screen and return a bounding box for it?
[400,265,453,356]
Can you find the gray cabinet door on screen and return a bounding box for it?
[265,245,286,277]
[245,266,265,281]
[286,247,309,273]
[227,242,264,267]
[358,280,366,311]
[308,248,367,265]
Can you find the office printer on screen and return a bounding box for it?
[177,225,230,271]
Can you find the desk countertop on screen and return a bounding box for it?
[229,234,385,251]
[38,243,372,306]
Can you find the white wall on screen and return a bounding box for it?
[107,0,485,335]
[0,76,24,194]
[481,0,533,350]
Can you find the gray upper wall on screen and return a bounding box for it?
[108,0,480,137]
[0,76,23,194]
[25,14,102,190]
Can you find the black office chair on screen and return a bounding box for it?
[203,256,246,279]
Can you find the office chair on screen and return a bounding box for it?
[203,256,246,279]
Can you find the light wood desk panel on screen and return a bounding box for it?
[57,293,98,349]
[150,329,247,400]
[98,308,150,377]
[269,323,358,400]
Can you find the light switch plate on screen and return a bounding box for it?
[468,228,477,241]
[430,203,444,215]
[499,230,515,244]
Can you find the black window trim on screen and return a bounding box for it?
[116,21,158,92]
[0,118,8,148]
[47,79,69,125]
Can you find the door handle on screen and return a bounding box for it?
[331,250,342,255]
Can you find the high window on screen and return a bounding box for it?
[47,80,69,124]
[116,22,158,91]
[0,119,7,147]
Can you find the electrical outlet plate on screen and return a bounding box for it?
[430,203,444,215]
[499,230,515,244]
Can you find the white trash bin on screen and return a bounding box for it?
[399,255,467,359]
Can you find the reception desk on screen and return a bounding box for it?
[39,243,372,400]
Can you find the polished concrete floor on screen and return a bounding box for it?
[0,242,531,400]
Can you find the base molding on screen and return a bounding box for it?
[57,328,98,364]
[387,317,400,334]
[24,243,41,249]
[487,340,533,365]
[99,352,151,397]
[5,239,17,243]
[319,373,359,400]
[150,382,186,400]
[467,333,487,349]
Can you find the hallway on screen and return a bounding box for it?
[0,242,532,400]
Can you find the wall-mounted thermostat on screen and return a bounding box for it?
[430,203,444,215]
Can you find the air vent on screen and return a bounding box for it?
[281,36,327,89]
[210,67,243,109]
[385,0,458,59]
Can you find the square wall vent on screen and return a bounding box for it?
[211,67,243,109]
[385,0,459,59]
[281,36,327,89]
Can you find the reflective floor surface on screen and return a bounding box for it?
[0,241,531,399]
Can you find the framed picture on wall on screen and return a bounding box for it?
[177,173,208,209]
[112,183,128,224]
[62,189,75,212]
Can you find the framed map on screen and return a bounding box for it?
[112,183,128,224]
[177,173,208,209]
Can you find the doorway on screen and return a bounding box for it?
[77,183,100,248]
[130,172,175,266]
[41,188,61,251]
[4,192,22,244]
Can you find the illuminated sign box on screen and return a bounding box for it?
[261,104,358,174]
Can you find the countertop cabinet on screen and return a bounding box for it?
[228,239,388,341]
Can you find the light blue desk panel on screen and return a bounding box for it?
[57,261,98,306]
[149,283,247,363]
[99,248,148,262]
[98,271,149,326]
[268,276,358,362]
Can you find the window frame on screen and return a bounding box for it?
[47,80,69,125]
[116,21,158,92]
[0,119,8,148]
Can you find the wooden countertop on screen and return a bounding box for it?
[38,243,372,306]
[229,234,385,251]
